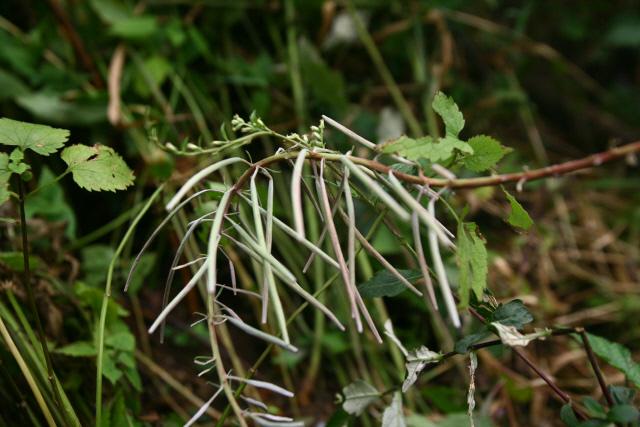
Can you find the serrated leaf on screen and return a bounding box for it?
[432,92,465,137]
[403,346,443,392]
[61,144,134,192]
[55,341,97,357]
[587,333,640,388]
[342,380,380,415]
[358,269,422,298]
[503,189,533,230]
[382,135,472,163]
[382,393,406,427]
[456,222,488,308]
[0,118,69,155]
[489,300,534,328]
[463,135,511,172]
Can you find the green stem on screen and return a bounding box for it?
[95,185,165,427]
[26,170,70,199]
[285,0,306,130]
[17,177,68,425]
[67,201,143,251]
[347,0,422,136]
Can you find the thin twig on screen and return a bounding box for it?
[578,328,615,407]
[230,140,640,192]
[467,307,588,420]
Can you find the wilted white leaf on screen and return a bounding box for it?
[491,322,551,347]
[342,380,380,415]
[382,392,406,427]
[467,352,478,427]
[402,346,443,392]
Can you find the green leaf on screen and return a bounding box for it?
[110,16,158,39]
[0,117,69,156]
[489,300,534,329]
[124,365,142,392]
[61,144,134,192]
[382,135,472,163]
[463,135,511,172]
[609,385,636,405]
[503,189,533,230]
[454,329,492,354]
[382,393,406,427]
[432,92,465,137]
[456,222,488,307]
[608,404,639,423]
[0,251,43,271]
[102,351,123,385]
[0,69,29,100]
[0,153,11,204]
[560,404,580,427]
[358,269,422,298]
[26,167,77,238]
[105,331,135,352]
[587,333,640,388]
[55,341,97,357]
[16,93,107,125]
[90,0,133,24]
[582,397,606,418]
[342,380,380,415]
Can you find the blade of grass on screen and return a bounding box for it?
[96,184,165,427]
[0,315,56,427]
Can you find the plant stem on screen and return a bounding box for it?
[231,140,640,192]
[26,170,70,199]
[577,328,615,407]
[467,307,588,420]
[347,0,423,136]
[95,185,165,427]
[17,177,67,424]
[284,0,306,129]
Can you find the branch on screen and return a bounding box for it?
[232,140,640,192]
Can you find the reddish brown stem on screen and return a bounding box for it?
[578,328,615,407]
[466,307,588,420]
[232,140,640,193]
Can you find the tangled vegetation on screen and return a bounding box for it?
[1,1,639,426]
